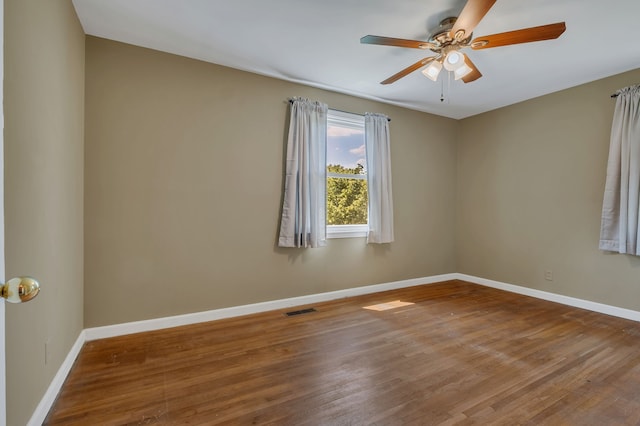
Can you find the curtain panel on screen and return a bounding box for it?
[599,84,640,255]
[278,98,328,248]
[365,112,394,244]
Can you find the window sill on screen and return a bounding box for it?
[327,225,368,239]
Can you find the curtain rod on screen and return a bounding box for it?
[611,84,640,98]
[288,99,391,121]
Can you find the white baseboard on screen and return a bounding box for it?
[457,274,640,322]
[31,272,640,424]
[83,273,457,341]
[27,330,86,426]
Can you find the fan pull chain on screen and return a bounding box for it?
[440,71,453,103]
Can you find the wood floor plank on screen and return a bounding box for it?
[45,280,640,425]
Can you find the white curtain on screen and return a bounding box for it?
[278,98,328,248]
[599,85,640,254]
[365,113,394,244]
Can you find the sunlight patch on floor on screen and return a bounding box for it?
[363,300,415,311]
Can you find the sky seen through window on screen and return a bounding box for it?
[327,125,365,171]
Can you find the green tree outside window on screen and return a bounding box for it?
[327,164,368,225]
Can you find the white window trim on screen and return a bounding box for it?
[326,109,368,239]
[327,172,366,180]
[327,224,368,239]
[327,109,364,131]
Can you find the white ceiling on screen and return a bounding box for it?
[72,0,640,119]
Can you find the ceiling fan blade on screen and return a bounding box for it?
[381,57,436,85]
[361,35,436,50]
[449,0,497,40]
[461,54,482,83]
[470,22,566,50]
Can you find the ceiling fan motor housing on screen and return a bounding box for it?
[428,17,472,52]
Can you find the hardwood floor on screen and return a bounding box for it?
[45,280,640,425]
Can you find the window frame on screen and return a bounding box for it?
[326,109,368,239]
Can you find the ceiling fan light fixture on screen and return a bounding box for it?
[421,60,442,81]
[443,50,464,71]
[453,63,473,80]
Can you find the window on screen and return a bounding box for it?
[327,109,368,238]
[278,98,393,247]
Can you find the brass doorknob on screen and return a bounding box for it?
[0,277,40,303]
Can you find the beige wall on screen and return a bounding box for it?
[84,35,640,327]
[457,68,640,310]
[84,37,458,327]
[4,0,85,424]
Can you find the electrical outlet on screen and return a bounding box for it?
[544,270,553,281]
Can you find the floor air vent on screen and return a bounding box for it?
[285,308,317,317]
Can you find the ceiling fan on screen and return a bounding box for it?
[361,0,566,84]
